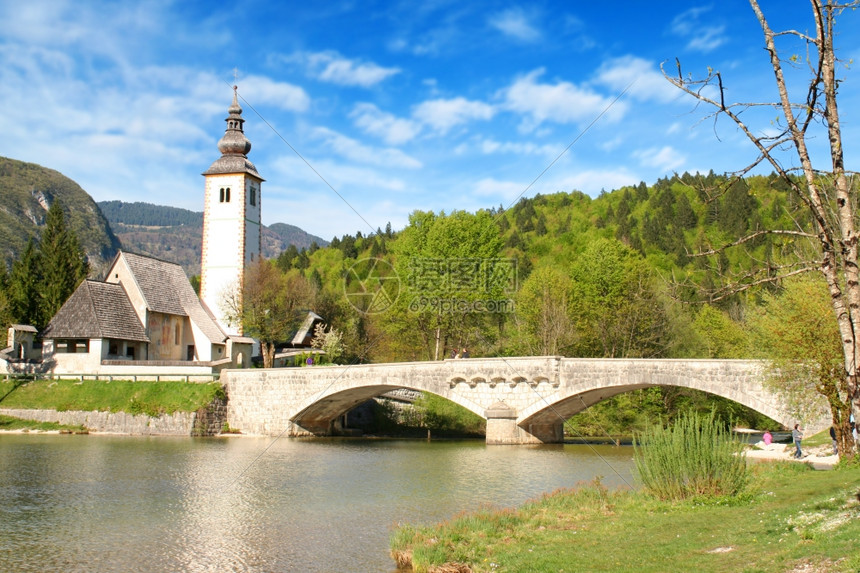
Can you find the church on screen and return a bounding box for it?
[30,88,274,377]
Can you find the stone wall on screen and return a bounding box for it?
[1,400,226,436]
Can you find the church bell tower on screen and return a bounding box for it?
[200,86,263,335]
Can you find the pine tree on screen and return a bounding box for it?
[0,264,12,330]
[39,200,89,326]
[7,239,42,328]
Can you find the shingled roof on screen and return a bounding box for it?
[42,281,149,342]
[118,252,227,344]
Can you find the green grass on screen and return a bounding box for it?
[0,414,87,432]
[391,463,860,572]
[0,379,224,417]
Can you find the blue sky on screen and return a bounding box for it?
[2,1,858,241]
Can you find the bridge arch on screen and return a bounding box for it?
[290,378,486,435]
[517,378,792,429]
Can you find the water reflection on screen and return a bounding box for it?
[0,436,635,572]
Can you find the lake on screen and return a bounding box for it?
[0,434,636,572]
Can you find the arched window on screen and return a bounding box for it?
[225,187,231,202]
[219,188,225,202]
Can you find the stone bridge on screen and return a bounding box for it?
[222,357,822,444]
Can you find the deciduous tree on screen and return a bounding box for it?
[570,239,669,358]
[514,266,576,356]
[665,0,860,454]
[223,260,314,368]
[390,210,505,360]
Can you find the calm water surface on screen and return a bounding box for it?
[0,435,635,572]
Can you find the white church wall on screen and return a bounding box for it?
[201,173,246,335]
[47,339,102,374]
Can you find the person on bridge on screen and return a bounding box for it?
[792,424,804,459]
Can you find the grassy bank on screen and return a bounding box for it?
[391,462,860,572]
[0,379,224,417]
[0,414,87,433]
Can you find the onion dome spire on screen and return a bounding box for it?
[218,86,251,156]
[202,86,263,179]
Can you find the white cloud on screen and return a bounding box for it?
[478,138,558,157]
[670,7,727,53]
[298,50,400,87]
[501,68,626,130]
[633,146,687,172]
[412,97,495,133]
[350,103,421,145]
[594,56,679,103]
[473,177,525,200]
[311,127,422,169]
[240,74,310,112]
[600,136,625,152]
[488,8,541,42]
[687,26,727,53]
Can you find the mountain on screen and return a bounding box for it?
[0,156,121,272]
[99,201,328,277]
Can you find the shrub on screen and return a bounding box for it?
[634,410,749,501]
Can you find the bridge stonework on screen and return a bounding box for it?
[221,357,827,444]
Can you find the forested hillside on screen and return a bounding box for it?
[98,201,202,226]
[286,171,808,360]
[98,201,328,276]
[0,157,120,271]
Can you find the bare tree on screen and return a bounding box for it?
[664,0,859,455]
[223,260,314,368]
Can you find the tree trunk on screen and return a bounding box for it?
[262,341,275,369]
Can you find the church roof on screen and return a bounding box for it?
[121,252,188,316]
[203,154,262,178]
[202,87,264,180]
[42,281,149,342]
[117,252,227,344]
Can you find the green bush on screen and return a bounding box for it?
[634,410,749,501]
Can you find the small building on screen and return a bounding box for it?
[40,251,251,377]
[5,324,38,360]
[1,325,41,375]
[271,311,326,367]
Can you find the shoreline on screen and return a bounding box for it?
[0,427,844,468]
[743,442,839,469]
